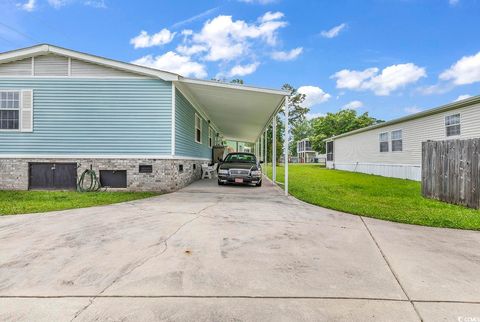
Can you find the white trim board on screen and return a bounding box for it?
[171,82,176,156]
[0,154,212,161]
[0,44,179,81]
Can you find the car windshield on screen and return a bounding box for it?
[224,153,256,163]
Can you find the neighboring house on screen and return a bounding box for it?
[325,96,480,181]
[0,44,286,191]
[297,138,317,163]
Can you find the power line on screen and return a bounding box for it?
[0,21,37,43]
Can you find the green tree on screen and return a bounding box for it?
[281,83,309,125]
[264,84,310,162]
[310,109,383,153]
[265,115,284,164]
[290,119,313,155]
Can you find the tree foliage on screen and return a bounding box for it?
[281,84,309,125]
[290,119,313,155]
[310,109,383,153]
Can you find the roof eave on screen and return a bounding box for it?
[178,77,290,96]
[326,95,480,141]
[0,44,180,81]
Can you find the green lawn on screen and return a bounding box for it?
[0,190,157,216]
[266,164,480,230]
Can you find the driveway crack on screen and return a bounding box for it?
[69,200,220,321]
[359,216,424,322]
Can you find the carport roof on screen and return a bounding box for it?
[176,78,288,143]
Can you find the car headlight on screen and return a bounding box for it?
[251,170,262,176]
[218,169,229,175]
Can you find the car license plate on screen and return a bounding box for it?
[234,178,243,183]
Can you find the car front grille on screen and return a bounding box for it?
[229,169,250,176]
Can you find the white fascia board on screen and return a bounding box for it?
[0,44,49,63]
[0,154,211,161]
[0,44,180,81]
[179,77,290,96]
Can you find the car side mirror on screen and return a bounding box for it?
[218,158,224,163]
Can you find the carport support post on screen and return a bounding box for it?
[284,96,289,196]
[272,116,277,182]
[264,128,268,176]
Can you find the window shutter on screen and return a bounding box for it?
[20,89,33,132]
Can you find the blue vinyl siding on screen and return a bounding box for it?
[0,78,171,155]
[175,89,211,159]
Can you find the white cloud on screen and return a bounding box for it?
[228,62,260,77]
[130,29,176,49]
[404,106,423,114]
[306,112,326,120]
[332,63,426,96]
[271,47,303,61]
[455,94,472,102]
[47,0,104,9]
[341,100,363,110]
[180,11,287,62]
[440,51,480,85]
[320,23,347,38]
[48,0,68,8]
[298,86,331,108]
[260,11,284,22]
[17,0,36,11]
[449,0,459,6]
[132,52,207,78]
[176,44,207,56]
[238,0,277,4]
[418,83,452,95]
[84,0,106,8]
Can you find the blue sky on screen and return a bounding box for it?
[1,0,480,121]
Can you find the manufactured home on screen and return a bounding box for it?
[325,96,480,181]
[0,44,288,191]
[297,138,317,163]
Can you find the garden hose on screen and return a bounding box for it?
[77,168,102,192]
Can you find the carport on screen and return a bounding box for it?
[175,78,291,195]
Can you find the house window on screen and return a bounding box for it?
[326,141,334,161]
[0,91,20,130]
[391,130,403,152]
[379,132,389,152]
[445,113,461,137]
[195,114,202,143]
[209,127,214,148]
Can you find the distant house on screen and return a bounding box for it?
[325,96,480,181]
[0,44,286,191]
[297,138,317,163]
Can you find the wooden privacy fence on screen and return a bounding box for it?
[422,139,480,209]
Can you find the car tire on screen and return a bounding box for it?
[256,181,262,187]
[218,180,223,186]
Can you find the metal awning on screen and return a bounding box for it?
[175,78,288,143]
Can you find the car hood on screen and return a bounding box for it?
[219,162,259,170]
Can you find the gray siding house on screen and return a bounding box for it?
[325,96,480,181]
[0,44,286,191]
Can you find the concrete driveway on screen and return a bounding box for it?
[0,179,479,321]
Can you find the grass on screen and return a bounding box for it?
[0,190,158,216]
[266,164,480,230]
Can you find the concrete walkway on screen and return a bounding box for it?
[0,179,479,321]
